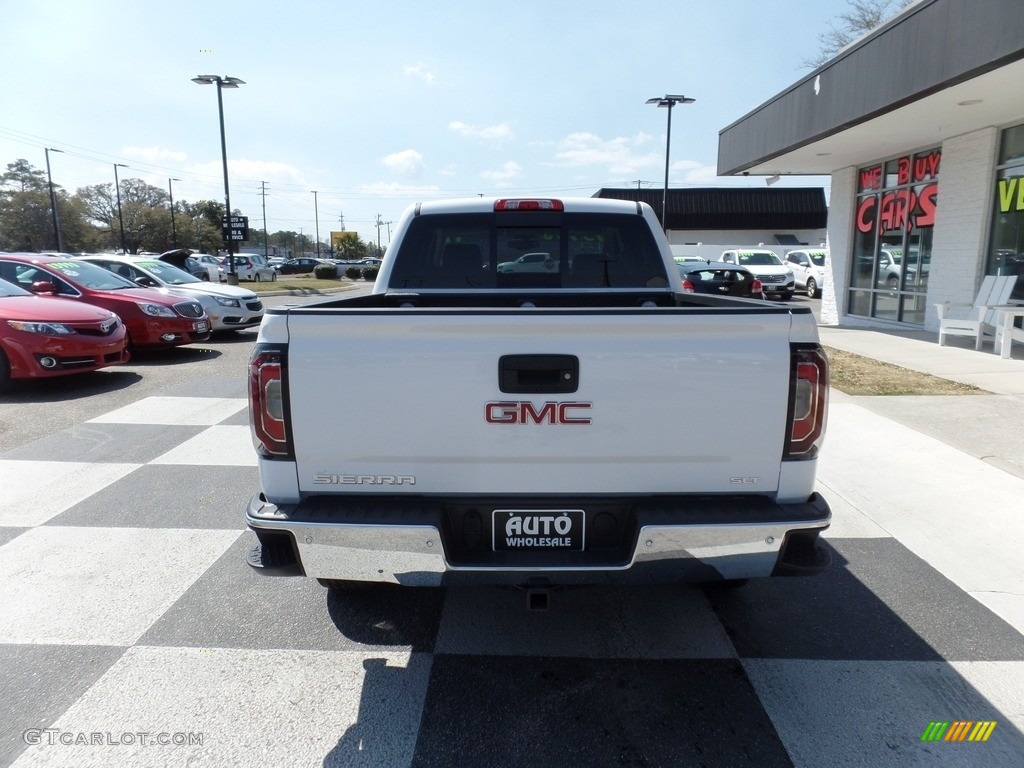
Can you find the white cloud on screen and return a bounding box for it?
[358,181,444,198]
[403,64,435,85]
[449,121,514,141]
[381,149,425,177]
[121,146,188,164]
[480,161,522,185]
[550,131,687,175]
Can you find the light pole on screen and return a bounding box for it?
[168,178,181,246]
[311,190,320,258]
[192,74,245,284]
[44,148,64,252]
[113,163,128,253]
[645,94,695,232]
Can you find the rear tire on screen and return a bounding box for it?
[805,278,817,299]
[0,350,11,394]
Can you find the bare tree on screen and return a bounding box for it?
[802,0,914,69]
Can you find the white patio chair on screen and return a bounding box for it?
[993,303,1024,358]
[935,274,1018,350]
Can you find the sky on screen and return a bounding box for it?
[0,0,851,247]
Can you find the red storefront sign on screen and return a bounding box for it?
[856,150,940,234]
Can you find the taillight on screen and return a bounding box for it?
[783,345,828,460]
[751,278,763,295]
[680,278,695,292]
[494,199,564,211]
[249,345,291,457]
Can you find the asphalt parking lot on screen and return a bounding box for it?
[1,289,1022,767]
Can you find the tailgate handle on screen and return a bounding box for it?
[499,355,579,394]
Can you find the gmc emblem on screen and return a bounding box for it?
[485,401,592,425]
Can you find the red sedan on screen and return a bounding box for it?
[0,277,129,392]
[0,254,211,351]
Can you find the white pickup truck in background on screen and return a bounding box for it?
[246,197,831,608]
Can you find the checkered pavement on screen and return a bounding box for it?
[1,385,1023,767]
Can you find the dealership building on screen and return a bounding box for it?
[717,0,1024,329]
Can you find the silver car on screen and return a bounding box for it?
[221,253,277,282]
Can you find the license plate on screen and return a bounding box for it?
[492,509,585,551]
[195,321,209,332]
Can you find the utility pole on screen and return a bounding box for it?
[44,148,64,252]
[260,181,269,259]
[168,177,181,246]
[338,211,345,231]
[311,190,320,258]
[375,213,383,253]
[113,163,128,254]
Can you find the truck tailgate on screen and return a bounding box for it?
[285,308,793,496]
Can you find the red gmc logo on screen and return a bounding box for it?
[485,401,592,425]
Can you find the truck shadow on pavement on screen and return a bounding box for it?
[319,539,1024,767]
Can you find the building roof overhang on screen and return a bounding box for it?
[717,0,1024,177]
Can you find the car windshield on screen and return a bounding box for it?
[737,252,783,266]
[136,260,201,285]
[809,252,826,267]
[0,277,32,297]
[40,260,137,290]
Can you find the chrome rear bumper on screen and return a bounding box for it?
[246,492,831,586]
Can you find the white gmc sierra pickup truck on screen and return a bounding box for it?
[246,197,831,604]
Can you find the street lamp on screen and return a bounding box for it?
[645,94,695,231]
[192,74,245,284]
[113,163,128,253]
[311,190,320,258]
[168,178,181,246]
[44,148,64,252]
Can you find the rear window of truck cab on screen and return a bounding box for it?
[388,212,670,289]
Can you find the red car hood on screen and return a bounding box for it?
[0,295,118,323]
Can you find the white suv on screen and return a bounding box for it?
[220,253,276,282]
[784,249,827,299]
[497,252,558,273]
[720,249,795,300]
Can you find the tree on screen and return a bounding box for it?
[179,200,227,255]
[803,0,913,69]
[1,159,48,194]
[332,231,372,260]
[0,160,56,251]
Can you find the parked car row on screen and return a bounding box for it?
[154,250,279,283]
[0,250,266,394]
[77,255,264,332]
[674,248,830,300]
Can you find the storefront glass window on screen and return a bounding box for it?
[986,123,1024,301]
[849,149,940,322]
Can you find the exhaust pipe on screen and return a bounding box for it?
[526,588,550,612]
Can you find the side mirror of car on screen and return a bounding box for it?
[134,276,158,287]
[29,280,57,294]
